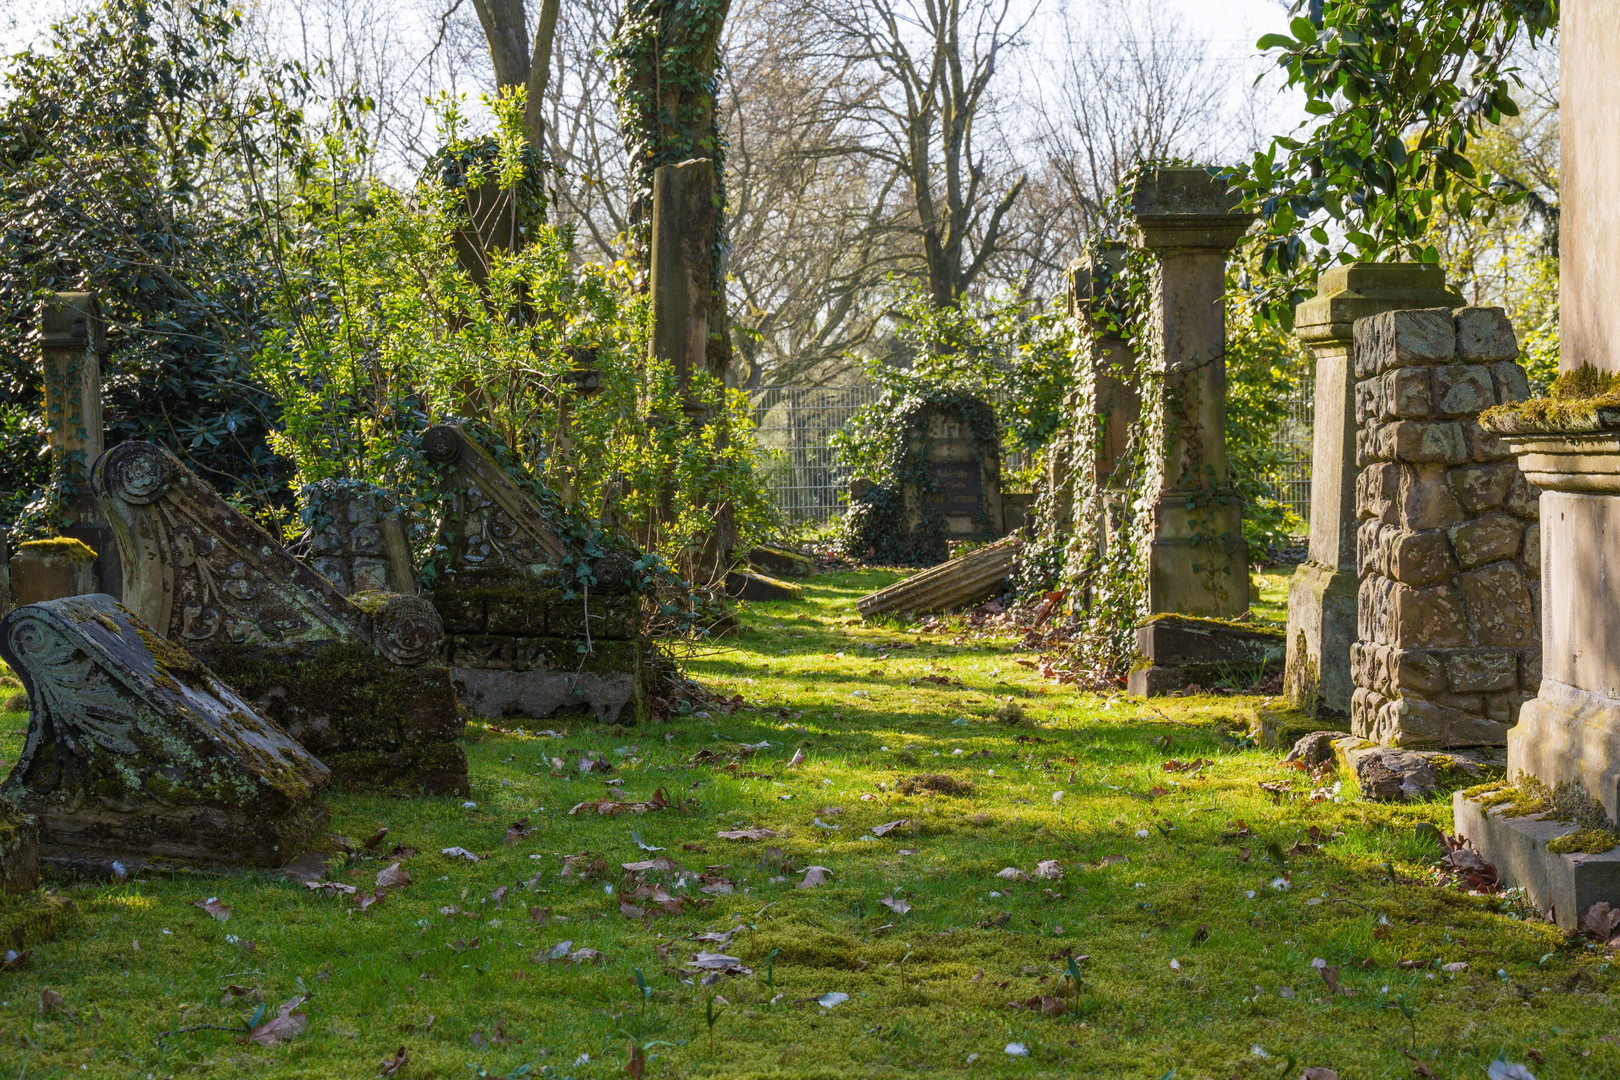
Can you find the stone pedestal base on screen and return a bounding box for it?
[8,538,97,607]
[1508,680,1620,824]
[1454,791,1620,930]
[1285,560,1356,715]
[1128,615,1285,697]
[1148,497,1249,618]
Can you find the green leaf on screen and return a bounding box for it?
[1257,32,1296,51]
[1290,16,1319,44]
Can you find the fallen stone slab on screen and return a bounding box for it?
[1249,701,1329,750]
[856,536,1017,619]
[1334,737,1504,802]
[0,593,331,873]
[1455,790,1620,930]
[93,440,468,794]
[748,545,812,579]
[1129,615,1285,697]
[725,570,802,603]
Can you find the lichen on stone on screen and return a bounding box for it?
[1481,363,1620,435]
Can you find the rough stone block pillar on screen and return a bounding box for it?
[1350,307,1539,747]
[40,293,121,598]
[1129,168,1255,617]
[1285,265,1461,716]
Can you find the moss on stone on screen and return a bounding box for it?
[0,892,76,952]
[1481,364,1620,434]
[321,741,470,797]
[1139,612,1286,639]
[15,537,96,562]
[1547,828,1620,855]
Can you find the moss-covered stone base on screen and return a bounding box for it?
[1249,702,1328,750]
[0,891,76,952]
[205,641,467,795]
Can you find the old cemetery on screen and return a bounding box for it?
[0,0,1615,1077]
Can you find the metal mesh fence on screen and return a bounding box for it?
[1260,363,1315,530]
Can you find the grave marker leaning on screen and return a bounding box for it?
[93,441,469,794]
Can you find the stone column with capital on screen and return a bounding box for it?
[1285,265,1461,717]
[1128,167,1255,619]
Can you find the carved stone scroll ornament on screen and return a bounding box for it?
[0,594,330,872]
[96,440,369,651]
[423,424,569,574]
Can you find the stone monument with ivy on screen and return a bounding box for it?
[1285,264,1462,718]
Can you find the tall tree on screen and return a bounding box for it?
[826,0,1032,306]
[469,0,562,151]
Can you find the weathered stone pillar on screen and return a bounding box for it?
[37,292,120,599]
[1349,307,1539,748]
[1128,168,1255,617]
[1285,265,1461,716]
[302,480,417,596]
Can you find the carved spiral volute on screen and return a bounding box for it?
[355,592,444,667]
[421,425,465,466]
[96,440,176,505]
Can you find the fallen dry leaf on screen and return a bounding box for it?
[38,988,64,1015]
[717,827,778,841]
[799,865,832,888]
[870,819,909,837]
[304,880,358,896]
[787,748,806,768]
[505,820,534,845]
[879,896,911,915]
[439,847,480,862]
[194,897,232,921]
[622,856,682,874]
[996,867,1030,882]
[380,1045,408,1076]
[626,1039,646,1078]
[1034,860,1062,880]
[376,862,411,889]
[364,827,389,850]
[246,996,308,1046]
[1,949,30,971]
[561,852,610,879]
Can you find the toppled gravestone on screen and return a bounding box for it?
[0,593,330,873]
[93,441,468,795]
[421,424,651,724]
[1333,736,1504,802]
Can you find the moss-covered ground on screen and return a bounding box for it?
[1,570,1616,1078]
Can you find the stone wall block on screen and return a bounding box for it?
[1398,465,1466,530]
[1392,583,1469,648]
[1457,562,1536,647]
[1446,462,1514,514]
[1491,361,1531,405]
[1361,308,1457,373]
[1389,648,1448,695]
[1463,421,1513,463]
[1357,462,1401,523]
[1522,523,1540,578]
[1389,421,1469,464]
[1384,367,1434,418]
[1434,364,1497,416]
[1373,644,1393,695]
[1519,648,1542,693]
[1359,575,1398,645]
[1454,306,1519,361]
[1484,693,1512,723]
[1503,473,1541,519]
[1389,528,1457,586]
[1447,511,1523,569]
[1381,697,1449,747]
[1444,649,1520,693]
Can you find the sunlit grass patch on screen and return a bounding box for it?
[0,571,1612,1077]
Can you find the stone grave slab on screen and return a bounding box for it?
[93,440,468,794]
[1128,615,1285,697]
[422,424,650,724]
[0,593,330,873]
[1454,792,1620,931]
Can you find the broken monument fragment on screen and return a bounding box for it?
[0,593,330,873]
[422,424,652,724]
[93,440,468,794]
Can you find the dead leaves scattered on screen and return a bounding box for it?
[561,852,610,879]
[379,1045,408,1076]
[869,819,909,837]
[717,827,778,841]
[1012,994,1068,1017]
[571,789,681,816]
[1433,833,1500,894]
[246,996,308,1046]
[538,940,605,965]
[193,897,231,921]
[798,865,832,888]
[1581,901,1620,947]
[897,774,973,796]
[376,862,411,889]
[1162,758,1213,774]
[879,896,911,915]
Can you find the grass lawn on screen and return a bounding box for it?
[1,569,1615,1079]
